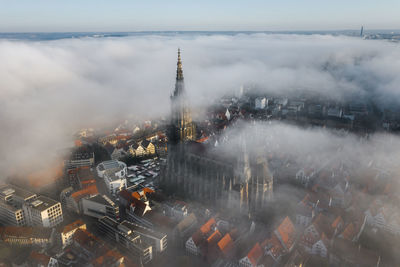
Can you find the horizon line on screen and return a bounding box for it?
[1,28,400,34]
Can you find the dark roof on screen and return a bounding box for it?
[130,143,139,150]
[131,198,147,217]
[0,226,52,239]
[99,216,119,229]
[141,140,150,148]
[332,238,380,266]
[28,195,59,212]
[73,229,108,256]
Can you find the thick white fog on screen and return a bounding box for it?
[0,33,400,177]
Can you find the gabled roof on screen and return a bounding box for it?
[191,230,204,247]
[143,187,155,195]
[276,216,296,250]
[131,198,147,217]
[246,242,263,266]
[200,218,216,235]
[331,216,344,230]
[132,192,141,200]
[130,143,139,150]
[340,223,356,241]
[206,229,222,246]
[104,143,115,154]
[266,234,284,259]
[217,233,234,257]
[312,213,334,239]
[177,213,197,233]
[320,232,330,248]
[141,140,151,148]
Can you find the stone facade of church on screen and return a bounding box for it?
[162,49,273,214]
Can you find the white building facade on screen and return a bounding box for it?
[96,160,127,195]
[23,196,63,228]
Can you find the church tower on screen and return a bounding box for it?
[169,48,196,143]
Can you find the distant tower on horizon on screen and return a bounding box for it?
[360,26,364,37]
[168,48,196,143]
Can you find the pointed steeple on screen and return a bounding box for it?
[176,48,184,81]
[169,48,196,143]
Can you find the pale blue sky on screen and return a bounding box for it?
[0,0,399,32]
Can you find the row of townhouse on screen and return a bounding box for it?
[185,217,240,265]
[108,138,167,161]
[365,197,400,235]
[239,216,297,267]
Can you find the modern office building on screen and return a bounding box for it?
[96,160,127,195]
[0,184,63,227]
[81,194,119,220]
[23,196,63,228]
[98,216,153,264]
[65,151,95,170]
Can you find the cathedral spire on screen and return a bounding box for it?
[176,48,184,81]
[169,48,195,143]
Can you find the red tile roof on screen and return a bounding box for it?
[206,229,222,245]
[81,179,96,186]
[200,218,216,235]
[246,243,263,266]
[217,233,234,257]
[71,184,98,202]
[267,234,285,259]
[331,216,343,230]
[196,136,209,143]
[143,187,155,195]
[132,192,141,200]
[92,249,124,267]
[30,251,50,265]
[340,223,356,241]
[276,216,296,250]
[312,214,334,238]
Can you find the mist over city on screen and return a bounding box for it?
[2,33,400,175]
[1,1,400,267]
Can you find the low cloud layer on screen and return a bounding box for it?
[218,121,400,174]
[0,33,400,177]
